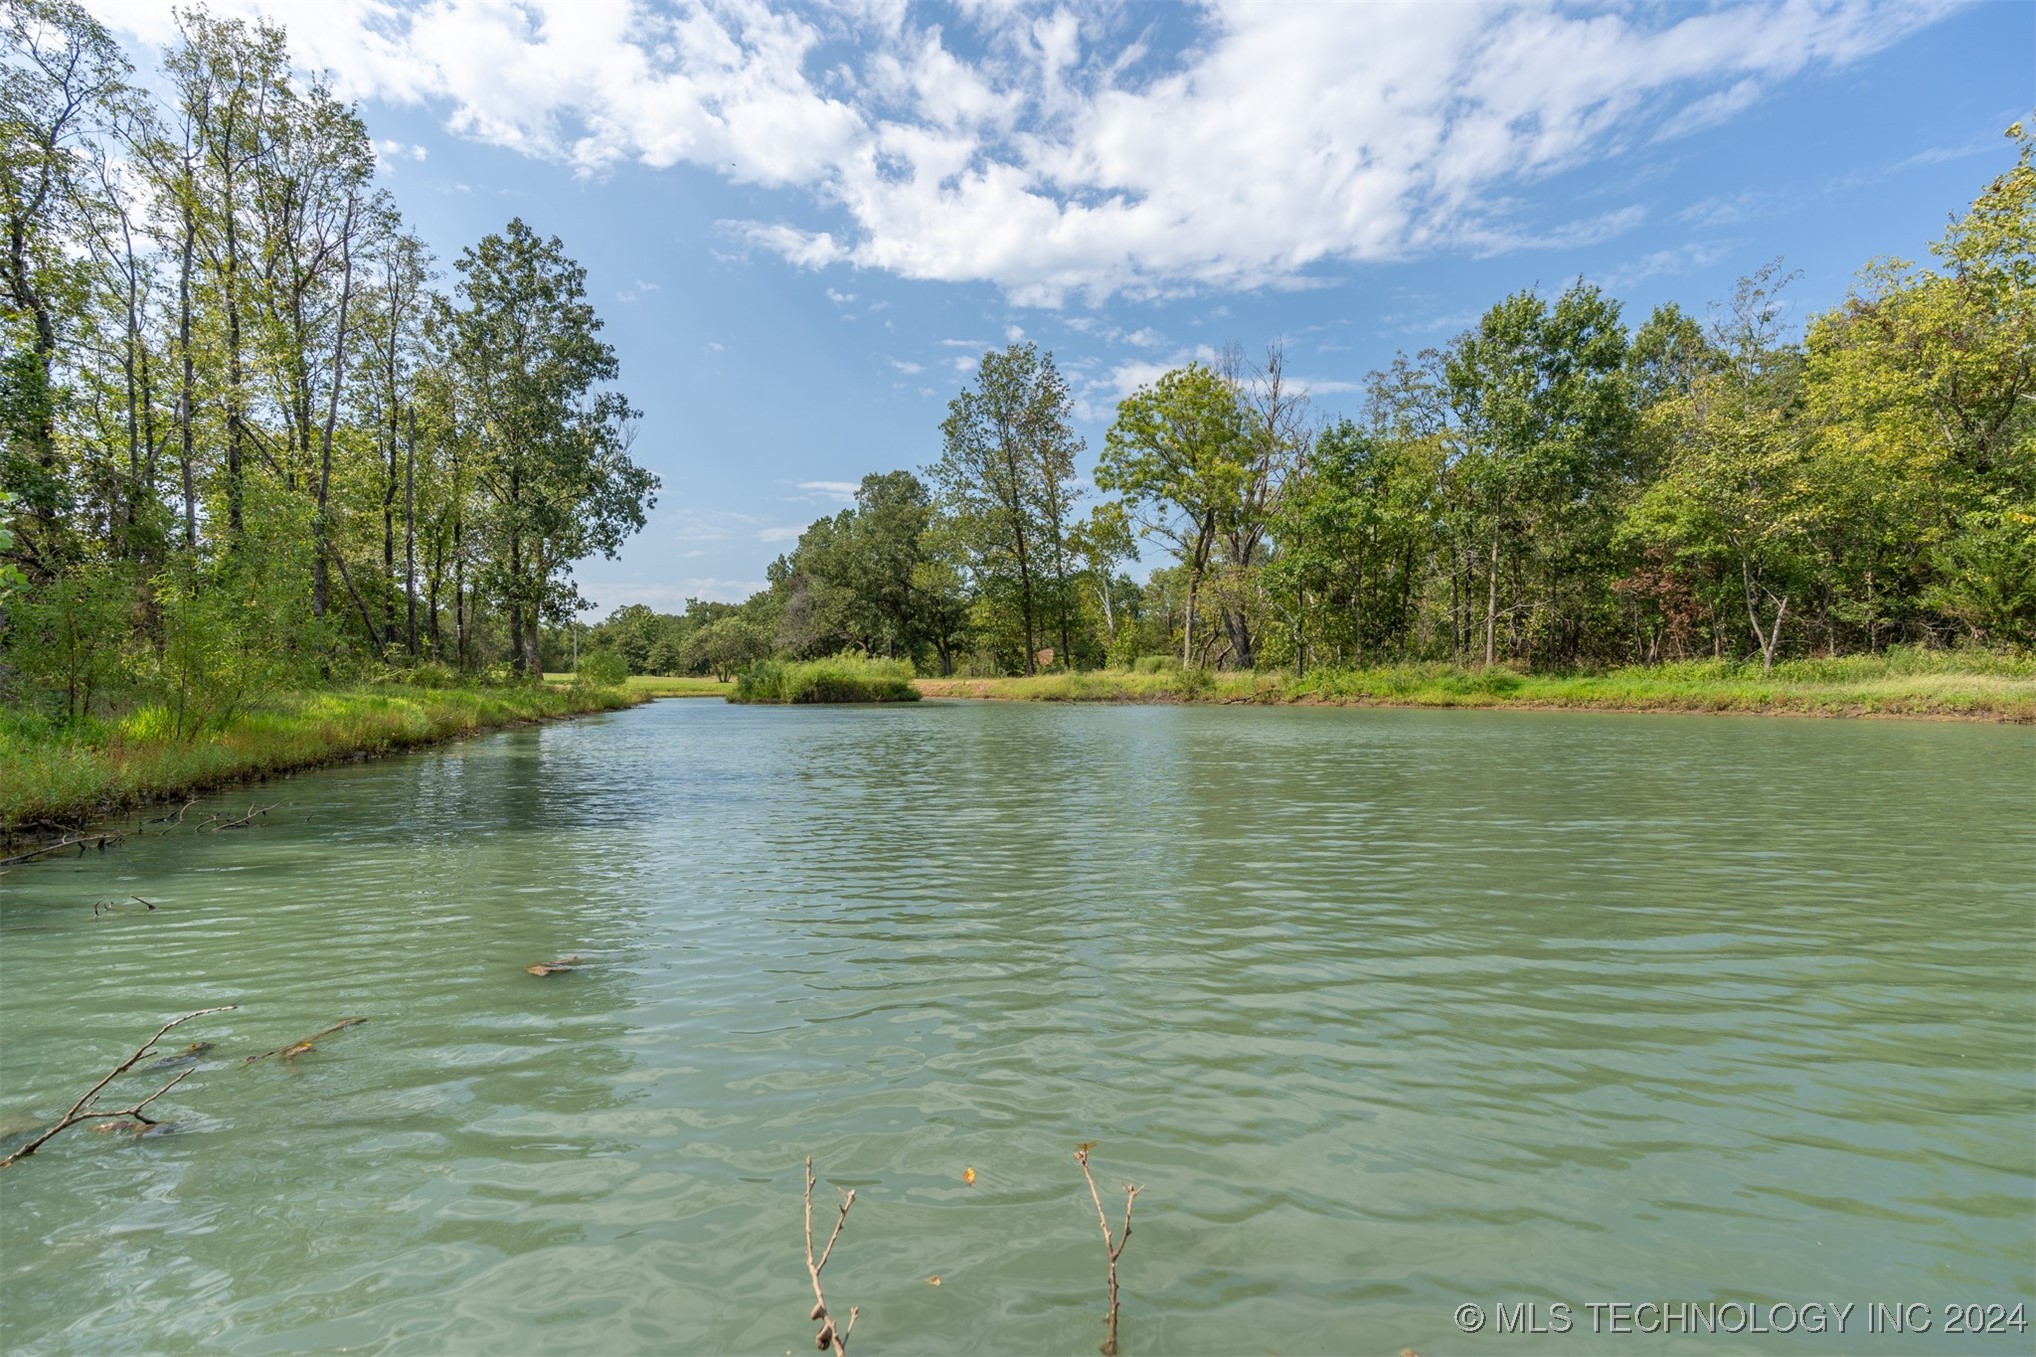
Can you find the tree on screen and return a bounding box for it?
[932,342,1082,673]
[1266,420,1437,670]
[681,615,770,681]
[441,219,656,675]
[1,0,132,576]
[1098,362,1250,666]
[1628,266,1817,671]
[1444,282,1633,665]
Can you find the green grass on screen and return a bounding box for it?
[544,673,734,697]
[730,655,921,704]
[916,650,2036,721]
[1,682,643,835]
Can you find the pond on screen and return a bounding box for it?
[2,700,2032,1353]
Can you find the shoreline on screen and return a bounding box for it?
[912,670,2036,723]
[1,684,646,845]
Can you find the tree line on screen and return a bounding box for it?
[1,1,655,725]
[590,129,2031,679]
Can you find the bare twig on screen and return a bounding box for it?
[243,1017,367,1065]
[207,802,277,832]
[1076,1147,1142,1357]
[144,800,197,826]
[0,1007,237,1167]
[0,832,123,866]
[93,895,158,918]
[804,1157,860,1354]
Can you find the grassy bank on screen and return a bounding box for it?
[915,652,2036,721]
[731,655,920,704]
[544,673,734,698]
[1,682,643,835]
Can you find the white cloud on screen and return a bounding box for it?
[887,357,925,374]
[1594,242,1731,293]
[375,138,428,162]
[1105,359,1174,399]
[826,287,857,304]
[90,0,1957,303]
[579,578,767,612]
[756,524,807,543]
[617,278,662,302]
[796,480,862,503]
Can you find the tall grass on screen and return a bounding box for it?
[915,648,2036,720]
[730,655,921,704]
[1,682,640,833]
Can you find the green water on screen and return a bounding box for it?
[2,701,2032,1354]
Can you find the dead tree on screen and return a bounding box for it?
[1075,1146,1142,1356]
[803,1157,859,1354]
[0,1007,237,1167]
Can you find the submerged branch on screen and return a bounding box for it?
[1076,1146,1142,1357]
[0,832,124,866]
[804,1157,860,1354]
[1,1007,237,1168]
[205,802,278,832]
[242,1017,367,1065]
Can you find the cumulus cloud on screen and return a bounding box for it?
[89,0,1958,303]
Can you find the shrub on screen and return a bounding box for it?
[730,653,920,704]
[575,648,630,687]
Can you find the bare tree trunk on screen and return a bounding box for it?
[1484,528,1499,667]
[1741,555,1788,673]
[404,408,418,655]
[311,192,358,625]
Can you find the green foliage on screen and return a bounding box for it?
[933,343,1084,673]
[574,648,629,687]
[680,615,771,681]
[729,654,921,704]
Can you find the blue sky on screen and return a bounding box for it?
[93,0,2036,614]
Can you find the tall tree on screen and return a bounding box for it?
[933,342,1082,673]
[441,219,656,675]
[1098,362,1250,666]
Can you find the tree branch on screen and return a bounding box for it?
[1076,1147,1142,1357]
[1,1007,236,1167]
[803,1157,860,1354]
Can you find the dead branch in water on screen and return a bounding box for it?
[0,1007,237,1168]
[526,955,586,977]
[144,800,197,826]
[1075,1146,1142,1356]
[93,895,158,918]
[0,832,124,866]
[243,1017,367,1065]
[803,1157,860,1354]
[205,802,278,832]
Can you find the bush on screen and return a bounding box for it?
[407,659,459,687]
[575,648,630,687]
[1132,655,1182,674]
[730,653,920,704]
